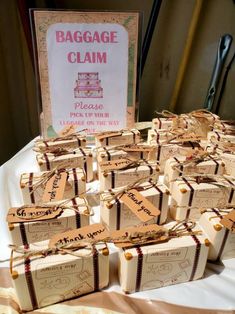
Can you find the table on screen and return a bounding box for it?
[0,139,235,313]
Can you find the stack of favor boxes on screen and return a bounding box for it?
[6,113,235,311]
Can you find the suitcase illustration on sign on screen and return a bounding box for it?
[74,72,103,98]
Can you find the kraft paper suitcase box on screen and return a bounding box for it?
[164,156,225,189]
[97,144,156,165]
[11,236,109,311]
[95,129,141,147]
[207,131,235,144]
[7,196,91,246]
[36,148,93,182]
[100,181,170,230]
[171,111,218,139]
[34,135,87,152]
[147,129,174,145]
[99,160,160,190]
[148,141,203,173]
[199,208,235,261]
[213,120,235,132]
[20,168,86,204]
[118,222,209,293]
[152,117,173,130]
[221,152,235,176]
[170,176,235,221]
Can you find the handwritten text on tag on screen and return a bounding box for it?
[100,158,133,171]
[120,189,160,222]
[7,206,62,223]
[42,172,67,202]
[49,223,109,248]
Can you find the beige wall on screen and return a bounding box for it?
[141,0,235,120]
[0,0,235,163]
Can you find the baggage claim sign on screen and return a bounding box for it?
[32,11,139,137]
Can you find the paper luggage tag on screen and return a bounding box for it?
[7,206,63,223]
[42,172,67,202]
[97,131,122,140]
[220,210,235,233]
[122,144,156,152]
[49,223,109,248]
[111,224,167,248]
[58,125,76,137]
[99,158,134,171]
[119,189,160,222]
[174,133,203,142]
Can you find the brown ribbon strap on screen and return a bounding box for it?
[216,228,230,261]
[116,199,121,230]
[72,168,79,195]
[184,223,201,281]
[103,147,111,161]
[182,177,194,208]
[92,245,99,291]
[71,197,81,229]
[19,223,28,246]
[24,256,38,310]
[152,184,163,224]
[28,172,35,203]
[111,171,115,189]
[156,145,161,161]
[174,157,183,177]
[135,246,143,292]
[42,153,50,170]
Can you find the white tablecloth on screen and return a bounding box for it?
[0,139,235,310]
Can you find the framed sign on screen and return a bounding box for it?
[31,10,140,138]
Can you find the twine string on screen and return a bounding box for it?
[200,208,233,221]
[24,165,69,195]
[99,174,159,203]
[9,220,201,270]
[172,151,221,174]
[170,173,235,188]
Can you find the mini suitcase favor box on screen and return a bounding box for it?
[36,147,93,182]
